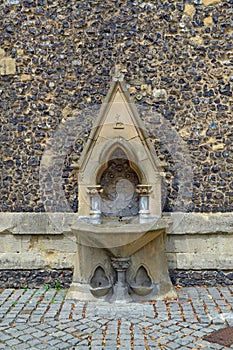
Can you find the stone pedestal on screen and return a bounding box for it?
[66,77,176,302]
[66,218,176,302]
[110,257,132,302]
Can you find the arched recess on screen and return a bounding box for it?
[97,146,142,218]
[134,265,152,287]
[75,79,164,220]
[97,138,147,184]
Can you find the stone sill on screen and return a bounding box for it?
[0,212,232,235]
[167,212,233,235]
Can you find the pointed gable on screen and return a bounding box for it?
[77,73,163,219]
[78,77,162,174]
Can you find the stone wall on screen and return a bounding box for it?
[169,270,233,286]
[0,269,72,289]
[1,269,233,288]
[0,212,232,272]
[1,0,232,213]
[167,212,233,270]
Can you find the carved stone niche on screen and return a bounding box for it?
[76,77,163,224]
[67,74,175,302]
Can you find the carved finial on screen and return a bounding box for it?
[112,65,125,82]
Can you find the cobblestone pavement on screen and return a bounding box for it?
[0,286,233,349]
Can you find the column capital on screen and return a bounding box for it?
[111,257,131,271]
[87,185,103,195]
[136,184,152,195]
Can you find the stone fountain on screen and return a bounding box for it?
[67,73,176,302]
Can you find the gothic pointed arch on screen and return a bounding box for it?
[98,146,140,218]
[75,75,163,221]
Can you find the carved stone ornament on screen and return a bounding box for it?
[66,74,175,303]
[136,185,153,196]
[87,185,103,195]
[76,76,163,220]
[111,257,131,270]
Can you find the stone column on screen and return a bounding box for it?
[111,257,132,302]
[87,185,103,224]
[136,185,152,223]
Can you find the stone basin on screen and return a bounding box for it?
[71,217,172,257]
[130,284,153,296]
[67,215,176,302]
[90,285,112,298]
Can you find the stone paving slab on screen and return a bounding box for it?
[0,286,233,349]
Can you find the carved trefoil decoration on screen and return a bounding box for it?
[76,75,163,224]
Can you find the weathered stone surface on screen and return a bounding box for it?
[184,4,195,17]
[166,213,233,270]
[153,88,168,100]
[190,36,204,46]
[1,212,232,236]
[203,0,221,6]
[0,213,232,271]
[168,213,233,234]
[0,0,232,214]
[0,268,233,288]
[170,269,233,286]
[21,74,31,81]
[0,48,5,58]
[0,1,231,289]
[0,269,72,288]
[0,213,75,234]
[204,17,213,26]
[0,249,75,269]
[0,57,16,75]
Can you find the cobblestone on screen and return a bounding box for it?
[0,286,232,349]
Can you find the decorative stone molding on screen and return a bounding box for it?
[0,213,232,273]
[110,257,132,302]
[87,185,103,224]
[111,257,131,271]
[0,213,232,236]
[75,77,163,222]
[136,185,153,223]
